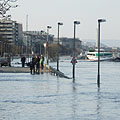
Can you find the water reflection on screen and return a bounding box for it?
[72,83,77,120]
[96,88,102,120]
[56,77,60,93]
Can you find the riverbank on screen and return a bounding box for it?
[0,65,50,73]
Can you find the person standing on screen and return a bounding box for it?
[31,56,36,74]
[21,56,26,67]
[36,55,40,74]
[40,55,44,70]
[7,55,11,67]
[29,61,33,74]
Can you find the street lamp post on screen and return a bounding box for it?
[97,19,106,87]
[73,21,80,82]
[43,43,47,60]
[46,25,52,65]
[40,30,44,55]
[57,22,63,71]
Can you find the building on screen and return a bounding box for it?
[60,37,82,52]
[0,19,23,45]
[23,31,54,54]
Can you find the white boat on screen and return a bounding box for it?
[86,51,113,61]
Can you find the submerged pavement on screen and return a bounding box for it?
[0,65,50,73]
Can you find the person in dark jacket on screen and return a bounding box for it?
[29,56,36,74]
[21,56,26,67]
[29,61,33,74]
[36,55,40,74]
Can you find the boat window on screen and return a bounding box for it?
[87,53,95,56]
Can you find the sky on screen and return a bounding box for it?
[7,0,120,47]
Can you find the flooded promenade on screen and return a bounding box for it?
[0,59,120,120]
[0,66,50,73]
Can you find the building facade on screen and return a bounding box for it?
[60,37,82,52]
[0,19,23,45]
[23,31,54,54]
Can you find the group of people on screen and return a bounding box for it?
[21,55,44,74]
[30,55,44,74]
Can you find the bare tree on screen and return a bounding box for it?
[0,0,18,56]
[0,0,18,18]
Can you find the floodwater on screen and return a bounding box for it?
[0,58,120,120]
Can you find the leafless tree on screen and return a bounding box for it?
[0,0,18,18]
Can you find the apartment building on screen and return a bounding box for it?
[0,19,23,45]
[23,31,54,54]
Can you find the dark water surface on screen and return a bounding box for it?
[0,60,120,120]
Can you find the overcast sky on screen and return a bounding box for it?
[8,0,120,46]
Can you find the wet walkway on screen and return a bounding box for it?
[0,65,50,73]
